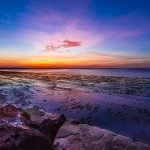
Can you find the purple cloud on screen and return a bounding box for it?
[45,40,81,51]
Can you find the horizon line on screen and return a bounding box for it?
[0,67,150,70]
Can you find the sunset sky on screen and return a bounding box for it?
[0,0,150,68]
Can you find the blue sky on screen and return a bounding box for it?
[0,0,150,68]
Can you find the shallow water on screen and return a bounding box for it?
[0,71,150,144]
[1,68,150,77]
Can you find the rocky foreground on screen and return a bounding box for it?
[0,104,149,150]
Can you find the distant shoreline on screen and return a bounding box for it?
[0,68,150,70]
[0,68,150,78]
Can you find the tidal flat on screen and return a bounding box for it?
[0,71,150,144]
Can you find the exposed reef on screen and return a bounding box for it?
[0,104,66,150]
[0,104,149,150]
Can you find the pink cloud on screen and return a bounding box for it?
[62,40,81,47]
[45,40,81,51]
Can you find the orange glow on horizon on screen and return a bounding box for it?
[0,50,150,68]
[0,54,150,68]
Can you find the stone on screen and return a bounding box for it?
[0,120,52,150]
[39,114,66,144]
[54,122,150,150]
[0,104,66,150]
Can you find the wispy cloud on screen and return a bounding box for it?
[63,40,81,47]
[45,40,81,51]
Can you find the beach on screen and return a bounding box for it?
[0,70,149,145]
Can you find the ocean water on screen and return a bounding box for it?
[1,68,150,77]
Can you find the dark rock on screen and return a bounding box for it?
[0,120,52,150]
[21,111,31,121]
[0,105,66,150]
[39,114,66,143]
